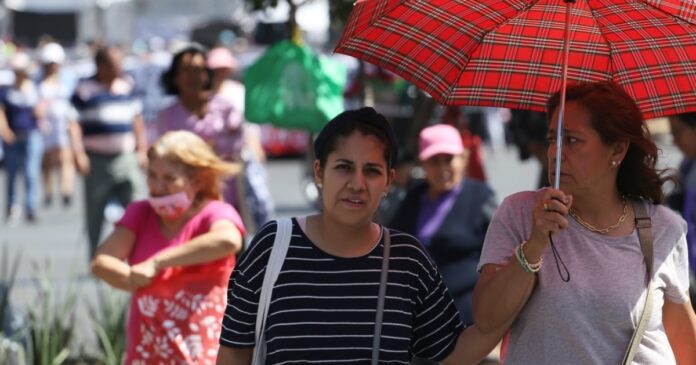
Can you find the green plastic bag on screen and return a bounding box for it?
[244,40,347,133]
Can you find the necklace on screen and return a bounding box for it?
[569,197,628,235]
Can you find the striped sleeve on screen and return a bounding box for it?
[410,241,464,361]
[219,221,276,347]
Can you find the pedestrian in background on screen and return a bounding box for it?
[375,151,416,225]
[91,130,245,364]
[207,46,274,233]
[508,109,549,188]
[389,124,496,330]
[667,111,696,307]
[0,52,43,223]
[217,107,505,364]
[38,42,78,208]
[70,45,148,258]
[157,45,264,232]
[474,81,696,364]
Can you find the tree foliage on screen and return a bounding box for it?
[329,0,355,29]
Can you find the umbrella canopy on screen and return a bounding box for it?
[335,0,696,119]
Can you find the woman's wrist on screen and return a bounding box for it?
[151,256,164,271]
[516,241,542,273]
[523,234,547,264]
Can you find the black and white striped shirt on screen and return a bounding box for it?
[220,219,463,363]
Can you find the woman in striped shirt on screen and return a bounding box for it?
[217,107,505,364]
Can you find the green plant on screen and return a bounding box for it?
[26,261,78,365]
[1,245,22,334]
[1,334,27,365]
[88,284,128,365]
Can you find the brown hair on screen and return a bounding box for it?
[547,81,669,203]
[148,131,240,200]
[161,44,213,95]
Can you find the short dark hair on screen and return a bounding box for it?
[94,46,121,66]
[547,81,670,203]
[314,107,398,170]
[160,44,213,96]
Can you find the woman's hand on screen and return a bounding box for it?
[75,152,90,175]
[473,189,573,334]
[129,259,160,288]
[0,129,15,144]
[34,101,48,120]
[529,189,573,246]
[136,151,148,170]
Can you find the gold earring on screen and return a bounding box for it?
[316,182,323,189]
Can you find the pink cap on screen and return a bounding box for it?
[206,47,238,70]
[418,124,465,160]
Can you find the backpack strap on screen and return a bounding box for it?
[371,227,391,364]
[622,200,653,365]
[252,218,293,365]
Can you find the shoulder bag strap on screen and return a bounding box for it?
[252,218,293,365]
[371,227,391,365]
[622,200,654,365]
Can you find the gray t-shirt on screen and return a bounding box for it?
[478,189,690,365]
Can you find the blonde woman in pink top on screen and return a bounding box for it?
[91,130,245,364]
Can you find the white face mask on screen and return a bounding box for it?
[148,191,192,219]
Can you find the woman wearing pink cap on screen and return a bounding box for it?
[389,124,497,347]
[206,46,241,107]
[206,46,274,232]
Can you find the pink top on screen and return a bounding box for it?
[118,199,245,364]
[119,199,244,266]
[155,96,244,160]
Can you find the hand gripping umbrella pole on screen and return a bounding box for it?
[549,0,576,282]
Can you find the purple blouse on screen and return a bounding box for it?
[416,184,463,246]
[155,95,243,160]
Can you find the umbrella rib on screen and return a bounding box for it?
[640,0,696,26]
[446,0,542,104]
[584,1,616,79]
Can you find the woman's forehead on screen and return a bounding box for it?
[330,133,387,164]
[549,102,593,132]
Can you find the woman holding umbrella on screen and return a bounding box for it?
[473,81,696,364]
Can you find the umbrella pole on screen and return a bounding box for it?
[554,0,576,189]
[546,0,577,283]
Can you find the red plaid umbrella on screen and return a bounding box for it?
[334,0,696,120]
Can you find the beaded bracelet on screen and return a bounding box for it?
[515,241,542,273]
